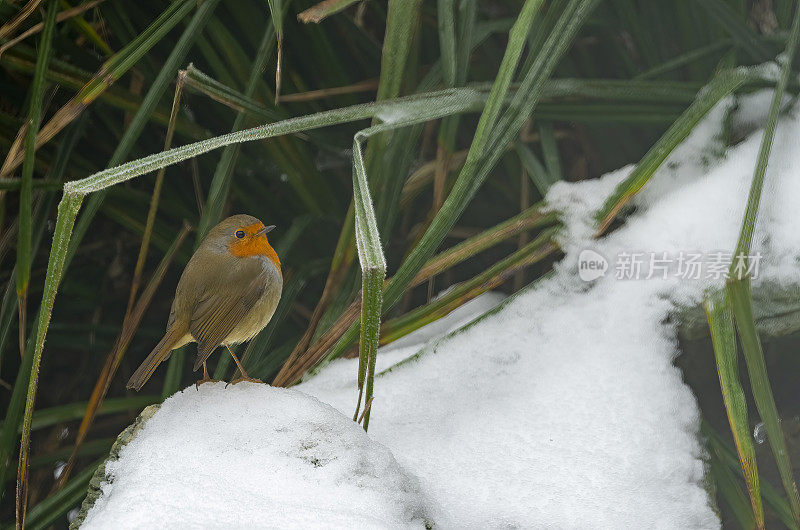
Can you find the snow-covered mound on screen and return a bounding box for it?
[79,384,437,529]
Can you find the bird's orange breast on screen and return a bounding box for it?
[228,223,281,269]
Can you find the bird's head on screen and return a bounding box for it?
[207,214,280,269]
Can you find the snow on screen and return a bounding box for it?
[300,94,800,528]
[732,89,793,133]
[81,384,437,529]
[302,283,717,528]
[81,90,800,528]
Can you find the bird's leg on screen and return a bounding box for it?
[195,361,219,389]
[226,345,262,384]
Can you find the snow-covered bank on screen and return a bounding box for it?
[78,384,438,529]
[77,90,800,528]
[300,92,800,528]
[301,280,718,528]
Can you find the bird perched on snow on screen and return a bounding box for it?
[126,214,282,391]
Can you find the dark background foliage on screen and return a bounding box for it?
[0,0,798,527]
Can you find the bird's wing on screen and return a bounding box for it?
[187,255,266,370]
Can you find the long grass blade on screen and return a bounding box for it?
[266,0,284,102]
[346,0,420,427]
[724,5,800,523]
[0,116,86,492]
[437,0,457,88]
[15,192,83,528]
[125,74,186,314]
[357,0,423,229]
[181,65,279,121]
[704,422,800,530]
[430,0,474,251]
[0,334,35,500]
[636,40,732,80]
[351,127,387,430]
[594,68,753,234]
[11,1,58,523]
[15,0,58,364]
[728,278,800,524]
[704,289,763,528]
[732,10,800,264]
[708,436,757,530]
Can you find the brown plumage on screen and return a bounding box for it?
[126,215,283,391]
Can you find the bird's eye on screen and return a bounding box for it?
[235,230,246,239]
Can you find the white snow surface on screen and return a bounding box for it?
[81,384,437,529]
[83,90,800,529]
[301,94,800,528]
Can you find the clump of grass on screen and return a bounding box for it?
[0,1,798,527]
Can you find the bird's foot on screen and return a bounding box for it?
[195,376,220,389]
[229,376,263,385]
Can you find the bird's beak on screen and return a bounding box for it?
[257,225,276,236]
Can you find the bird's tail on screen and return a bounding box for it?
[126,326,185,391]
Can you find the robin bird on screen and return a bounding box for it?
[126,214,282,391]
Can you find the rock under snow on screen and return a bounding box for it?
[77,384,437,529]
